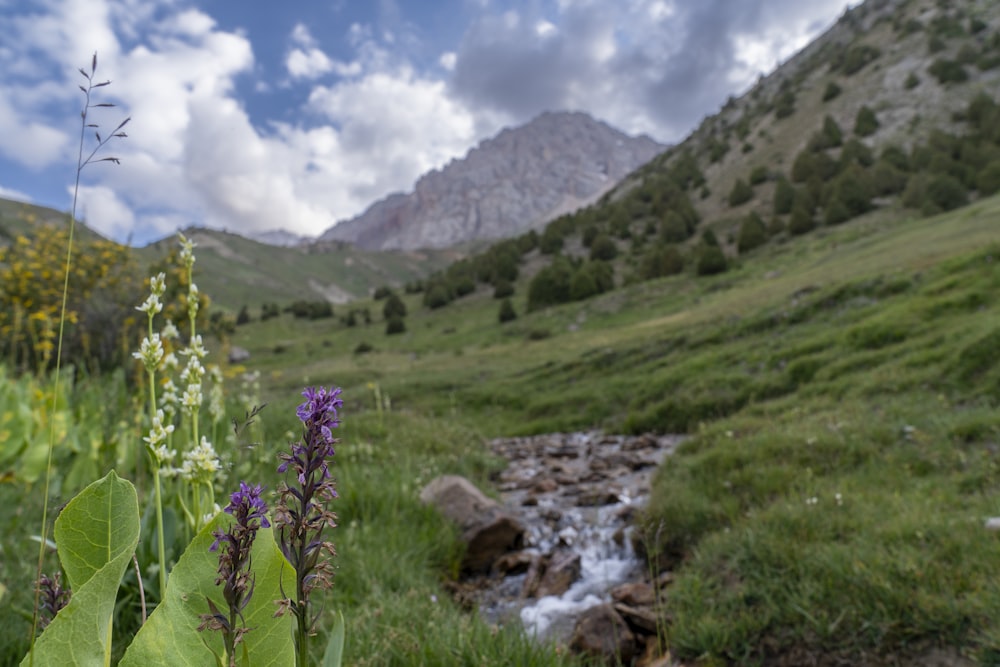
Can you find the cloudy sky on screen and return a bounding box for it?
[0,0,850,245]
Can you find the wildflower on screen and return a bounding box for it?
[181,383,203,415]
[160,378,180,416]
[36,573,71,630]
[162,351,179,373]
[181,436,221,482]
[149,272,166,297]
[181,333,208,360]
[161,319,180,340]
[200,482,269,664]
[188,283,200,320]
[136,294,163,316]
[133,333,164,372]
[180,356,205,385]
[274,386,342,665]
[179,232,197,269]
[143,409,175,449]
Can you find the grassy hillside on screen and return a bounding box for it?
[134,228,457,311]
[228,192,1000,663]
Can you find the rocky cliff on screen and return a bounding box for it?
[317,111,665,250]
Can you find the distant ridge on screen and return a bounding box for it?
[317,111,665,251]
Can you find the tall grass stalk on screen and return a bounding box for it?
[29,52,129,664]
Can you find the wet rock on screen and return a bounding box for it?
[576,487,621,506]
[419,475,525,573]
[569,604,637,665]
[494,551,535,577]
[611,581,656,607]
[532,478,559,493]
[614,601,660,634]
[536,551,582,597]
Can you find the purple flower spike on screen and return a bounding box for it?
[275,385,342,656]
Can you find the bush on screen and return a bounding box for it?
[493,278,514,299]
[385,315,406,335]
[737,213,768,254]
[822,81,842,102]
[749,165,769,185]
[539,227,564,254]
[527,258,573,311]
[260,302,281,321]
[570,261,614,301]
[902,173,968,215]
[824,197,851,225]
[383,293,407,320]
[236,305,251,325]
[774,90,796,119]
[773,178,796,215]
[788,205,816,235]
[977,160,1000,196]
[929,59,968,84]
[696,245,728,276]
[660,211,691,243]
[831,168,872,217]
[728,178,754,207]
[373,286,393,300]
[841,44,880,75]
[589,234,618,261]
[904,72,920,89]
[353,341,374,354]
[870,160,909,196]
[812,115,843,150]
[498,298,517,323]
[854,106,879,136]
[423,284,451,309]
[640,245,685,280]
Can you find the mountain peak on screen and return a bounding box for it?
[318,111,665,251]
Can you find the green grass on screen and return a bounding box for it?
[223,193,1000,663]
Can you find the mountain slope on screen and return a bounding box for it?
[318,111,665,251]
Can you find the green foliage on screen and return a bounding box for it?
[728,178,754,207]
[773,178,796,215]
[977,160,1000,195]
[809,115,843,151]
[286,300,334,320]
[854,105,879,137]
[824,197,851,226]
[904,71,920,89]
[707,137,730,163]
[236,305,251,325]
[791,149,838,183]
[382,293,407,320]
[260,302,281,321]
[902,173,968,215]
[928,58,968,84]
[640,244,685,280]
[788,205,816,235]
[492,278,514,299]
[696,245,728,276]
[748,165,769,185]
[385,315,406,335]
[372,286,393,300]
[498,298,517,323]
[774,90,796,119]
[589,233,618,261]
[527,258,573,311]
[830,167,873,219]
[120,517,294,666]
[737,213,768,254]
[23,471,139,666]
[834,43,881,75]
[569,261,614,301]
[822,81,842,102]
[869,160,909,196]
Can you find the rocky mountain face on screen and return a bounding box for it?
[318,111,665,251]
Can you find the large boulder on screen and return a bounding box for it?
[569,604,638,665]
[419,475,525,573]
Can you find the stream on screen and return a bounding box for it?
[476,431,683,644]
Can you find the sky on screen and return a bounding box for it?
[0,0,852,245]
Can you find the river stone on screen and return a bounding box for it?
[611,581,655,607]
[536,550,582,597]
[569,604,637,665]
[614,602,659,634]
[228,346,250,363]
[420,475,525,573]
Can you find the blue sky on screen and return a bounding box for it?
[0,0,850,245]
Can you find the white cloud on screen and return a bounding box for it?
[0,93,68,169]
[76,184,135,239]
[439,51,457,71]
[0,185,33,202]
[287,47,334,79]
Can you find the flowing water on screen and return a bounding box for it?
[478,431,683,643]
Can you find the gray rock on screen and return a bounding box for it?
[228,346,250,363]
[419,475,525,574]
[569,604,637,665]
[319,111,665,251]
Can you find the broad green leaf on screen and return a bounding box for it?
[120,515,295,667]
[321,611,345,667]
[21,470,139,667]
